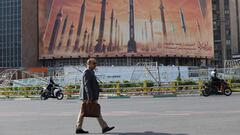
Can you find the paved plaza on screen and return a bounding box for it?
[0,94,240,135]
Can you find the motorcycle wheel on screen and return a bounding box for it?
[202,89,210,97]
[224,88,232,96]
[40,92,48,100]
[56,92,64,100]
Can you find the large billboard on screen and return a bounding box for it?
[38,0,213,59]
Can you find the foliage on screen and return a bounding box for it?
[1,79,240,98]
[146,80,155,87]
[179,80,197,85]
[176,76,182,82]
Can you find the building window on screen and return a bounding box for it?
[226,40,231,45]
[0,0,21,67]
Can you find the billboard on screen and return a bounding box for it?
[38,0,213,59]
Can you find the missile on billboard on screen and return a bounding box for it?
[73,0,86,52]
[198,0,207,18]
[117,25,120,51]
[121,32,124,47]
[145,21,148,43]
[127,0,137,53]
[114,19,118,51]
[86,34,90,53]
[57,15,68,50]
[149,14,155,44]
[108,9,114,52]
[159,0,167,42]
[180,8,187,34]
[48,8,63,54]
[65,22,75,52]
[95,0,107,53]
[89,16,96,54]
[42,0,55,43]
[170,19,176,42]
[142,27,144,42]
[196,20,201,39]
[81,29,88,52]
[170,20,175,33]
[102,43,106,53]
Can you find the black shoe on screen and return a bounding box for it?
[75,128,89,134]
[102,126,115,133]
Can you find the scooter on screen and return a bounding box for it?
[40,84,64,100]
[202,79,232,97]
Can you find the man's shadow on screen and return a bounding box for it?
[111,131,188,135]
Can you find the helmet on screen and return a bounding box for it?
[210,71,216,77]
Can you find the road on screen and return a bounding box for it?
[0,94,240,135]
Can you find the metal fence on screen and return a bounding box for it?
[1,66,240,88]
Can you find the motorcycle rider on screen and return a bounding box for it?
[46,77,55,95]
[210,69,221,93]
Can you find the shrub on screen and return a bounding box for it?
[147,80,155,87]
[180,81,197,85]
[176,76,182,82]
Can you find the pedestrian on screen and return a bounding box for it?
[75,58,115,134]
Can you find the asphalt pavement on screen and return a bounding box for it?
[0,94,240,135]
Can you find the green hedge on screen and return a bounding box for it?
[1,79,240,97]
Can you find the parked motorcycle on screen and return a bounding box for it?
[40,84,64,100]
[201,79,232,96]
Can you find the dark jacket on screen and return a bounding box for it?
[211,76,221,88]
[80,69,100,101]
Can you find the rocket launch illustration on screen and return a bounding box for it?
[117,25,120,51]
[198,0,207,18]
[180,8,187,34]
[196,20,201,39]
[57,15,68,50]
[127,0,137,53]
[81,29,88,52]
[40,0,213,59]
[48,8,63,54]
[108,9,114,52]
[73,0,86,52]
[86,34,90,53]
[95,0,107,53]
[65,23,75,51]
[89,16,96,54]
[150,14,154,44]
[159,0,167,41]
[114,19,118,51]
[145,21,148,43]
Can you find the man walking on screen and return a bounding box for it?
[76,58,115,134]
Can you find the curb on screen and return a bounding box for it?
[177,94,200,97]
[131,95,154,98]
[14,98,31,101]
[2,92,239,100]
[153,94,177,98]
[107,96,131,99]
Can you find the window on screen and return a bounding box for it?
[0,0,21,67]
[226,40,231,45]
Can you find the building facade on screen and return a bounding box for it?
[229,0,240,59]
[212,0,230,67]
[0,0,22,67]
[3,0,236,68]
[212,0,240,66]
[0,0,39,68]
